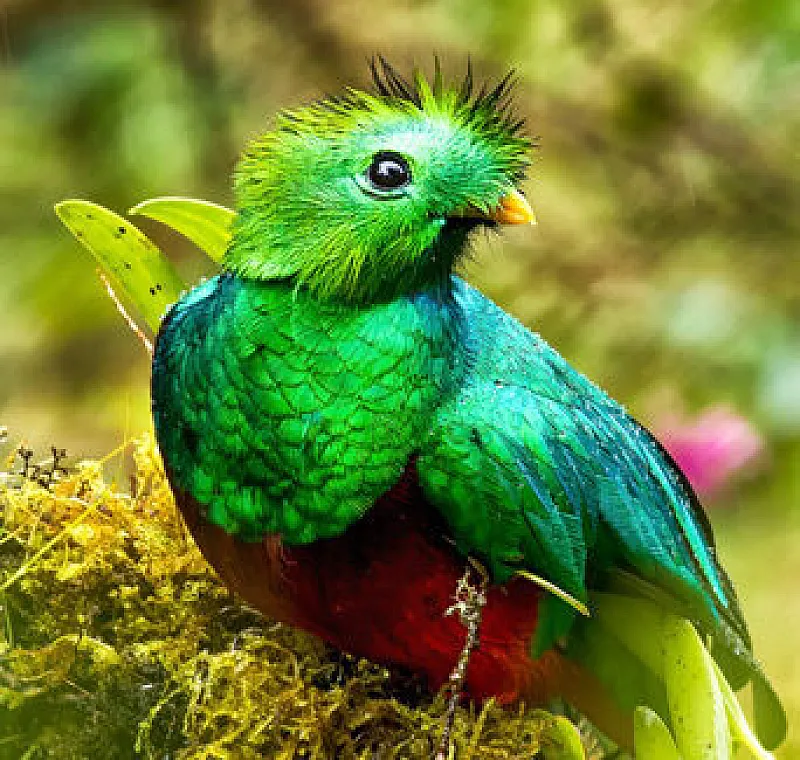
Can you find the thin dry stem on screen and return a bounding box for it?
[97,268,153,355]
[435,562,488,760]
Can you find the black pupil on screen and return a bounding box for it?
[368,152,410,190]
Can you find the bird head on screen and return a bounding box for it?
[226,59,534,304]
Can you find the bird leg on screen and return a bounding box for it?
[435,559,488,760]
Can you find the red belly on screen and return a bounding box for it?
[173,462,564,704]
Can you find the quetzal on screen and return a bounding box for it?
[59,60,786,757]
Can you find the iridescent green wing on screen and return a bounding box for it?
[417,280,740,654]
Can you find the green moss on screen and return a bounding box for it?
[0,435,591,759]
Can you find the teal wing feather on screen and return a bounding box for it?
[417,279,748,657]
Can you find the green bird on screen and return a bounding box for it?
[65,59,784,756]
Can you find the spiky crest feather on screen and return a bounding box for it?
[368,56,530,178]
[224,59,532,303]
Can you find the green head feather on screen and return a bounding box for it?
[226,59,531,303]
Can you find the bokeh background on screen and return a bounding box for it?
[1,0,798,755]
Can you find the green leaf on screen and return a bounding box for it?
[634,706,682,760]
[531,710,586,760]
[592,593,669,675]
[55,200,186,332]
[711,660,775,760]
[565,614,670,721]
[593,594,775,760]
[129,196,234,263]
[662,617,730,760]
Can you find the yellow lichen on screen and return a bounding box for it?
[0,435,593,759]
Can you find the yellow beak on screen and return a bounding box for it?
[457,189,536,225]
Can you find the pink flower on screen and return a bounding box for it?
[656,406,765,501]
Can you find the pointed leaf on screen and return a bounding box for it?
[129,196,234,263]
[531,710,586,760]
[55,200,185,331]
[592,593,669,675]
[711,660,775,760]
[595,594,773,760]
[662,617,730,760]
[634,707,682,760]
[566,616,670,720]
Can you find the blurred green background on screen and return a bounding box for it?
[1,0,798,755]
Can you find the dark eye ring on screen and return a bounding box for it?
[366,151,411,191]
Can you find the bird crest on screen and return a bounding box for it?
[228,58,534,302]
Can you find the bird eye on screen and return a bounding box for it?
[366,152,411,191]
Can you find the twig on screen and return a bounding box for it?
[435,562,488,760]
[97,268,153,355]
